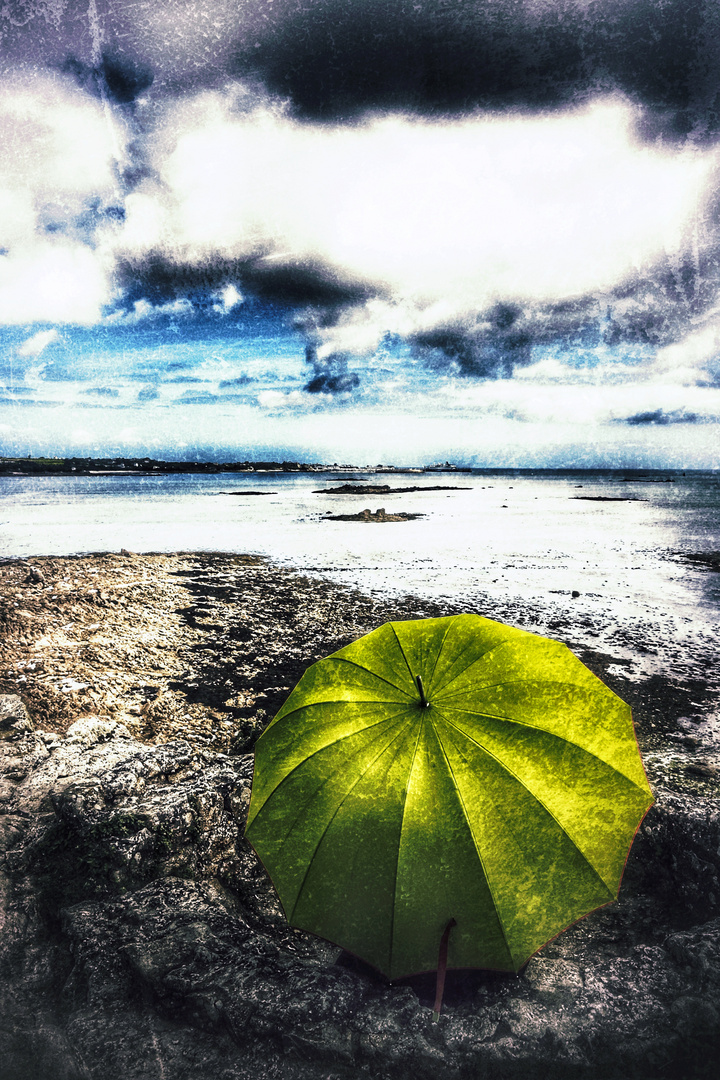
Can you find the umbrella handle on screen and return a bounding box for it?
[432,918,456,1021]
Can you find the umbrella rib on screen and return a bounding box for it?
[330,656,416,697]
[436,713,620,893]
[438,705,647,790]
[270,698,415,729]
[248,706,415,826]
[387,720,425,978]
[287,722,413,924]
[429,637,489,693]
[435,671,598,701]
[431,639,532,696]
[260,704,415,788]
[428,718,516,970]
[389,619,496,695]
[425,617,455,690]
[438,676,587,696]
[390,624,418,686]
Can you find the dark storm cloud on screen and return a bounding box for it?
[405,297,616,379]
[115,254,377,313]
[411,211,720,380]
[411,304,535,379]
[231,0,717,138]
[303,345,360,394]
[4,1,719,137]
[241,260,382,308]
[234,0,594,118]
[114,256,241,311]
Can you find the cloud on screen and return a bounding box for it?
[106,91,714,380]
[218,375,253,387]
[651,316,720,386]
[0,70,124,324]
[2,0,720,427]
[303,345,361,394]
[17,328,59,357]
[0,389,35,401]
[230,0,716,135]
[63,50,154,108]
[123,95,710,303]
[619,409,707,425]
[257,389,308,410]
[81,387,120,398]
[104,298,195,325]
[0,70,123,197]
[7,2,716,139]
[0,243,111,325]
[213,283,243,313]
[410,305,533,379]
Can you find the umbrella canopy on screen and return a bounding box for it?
[245,614,653,980]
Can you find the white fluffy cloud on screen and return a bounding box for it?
[0,71,124,324]
[123,92,713,311]
[0,68,714,342]
[17,328,59,357]
[0,244,111,325]
[652,316,720,386]
[104,297,195,325]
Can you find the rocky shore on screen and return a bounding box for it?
[1,552,719,1079]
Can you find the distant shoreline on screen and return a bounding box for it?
[0,456,471,478]
[0,456,713,479]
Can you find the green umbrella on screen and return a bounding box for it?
[246,614,653,985]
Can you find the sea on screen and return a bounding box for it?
[1,468,719,680]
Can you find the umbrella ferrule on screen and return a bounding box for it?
[415,674,429,708]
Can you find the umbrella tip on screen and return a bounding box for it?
[415,674,429,708]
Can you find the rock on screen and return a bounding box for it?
[1,723,720,1079]
[64,717,131,748]
[572,590,580,598]
[523,958,583,1005]
[686,762,720,779]
[0,695,34,740]
[24,566,44,585]
[315,484,469,494]
[324,507,423,522]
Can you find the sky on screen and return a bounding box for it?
[1,0,720,467]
